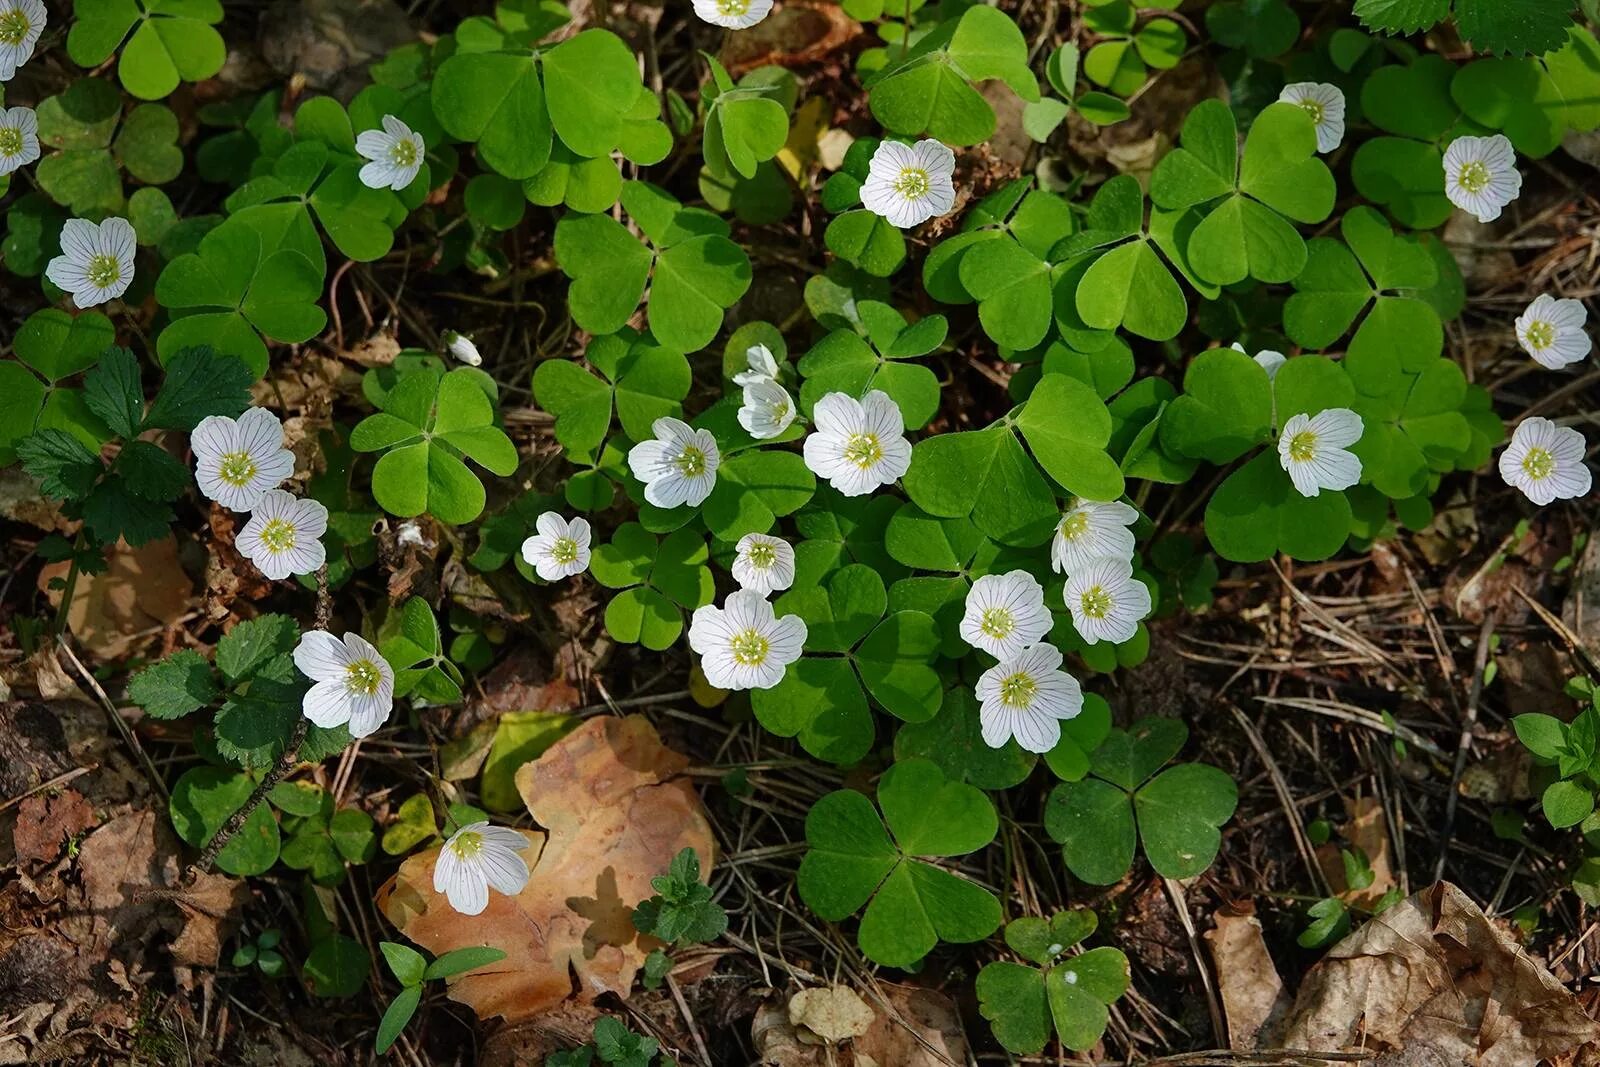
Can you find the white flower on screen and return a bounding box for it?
[1498,417,1591,506]
[1231,341,1286,382]
[861,139,957,229]
[1064,556,1151,646]
[1443,134,1521,224]
[959,570,1051,660]
[443,329,482,366]
[731,533,795,595]
[236,489,328,580]
[0,105,39,175]
[1514,294,1590,370]
[627,417,720,508]
[191,407,296,512]
[738,378,797,440]
[355,114,425,191]
[802,390,912,497]
[688,589,807,691]
[1278,82,1346,154]
[1278,408,1363,498]
[293,629,395,738]
[733,343,781,386]
[520,512,591,581]
[45,217,136,308]
[433,822,531,916]
[975,643,1084,755]
[0,0,45,82]
[1051,499,1139,577]
[692,0,773,29]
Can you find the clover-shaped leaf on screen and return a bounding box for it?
[1350,357,1475,499]
[1082,1,1186,96]
[68,0,228,101]
[590,522,715,650]
[903,423,1059,547]
[1160,347,1273,464]
[1015,373,1125,502]
[700,449,816,542]
[702,54,790,180]
[977,909,1131,1054]
[797,315,945,430]
[798,758,1001,967]
[1045,717,1237,884]
[532,330,690,460]
[380,598,465,704]
[349,367,518,524]
[169,766,281,876]
[1205,451,1354,563]
[1058,176,1189,343]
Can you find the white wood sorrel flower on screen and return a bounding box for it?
[1499,417,1591,506]
[0,0,45,82]
[975,643,1084,754]
[0,105,39,175]
[355,114,425,190]
[1443,134,1521,224]
[732,343,781,386]
[521,512,591,581]
[236,489,328,580]
[1064,557,1151,645]
[1051,499,1139,578]
[693,0,772,28]
[803,390,911,497]
[689,589,807,691]
[191,407,296,512]
[434,822,531,916]
[960,570,1051,660]
[1278,82,1345,153]
[737,378,797,440]
[732,533,795,595]
[628,417,720,508]
[861,139,957,229]
[294,630,395,738]
[442,329,482,366]
[46,217,136,308]
[1515,294,1591,370]
[1277,408,1363,498]
[1231,341,1286,382]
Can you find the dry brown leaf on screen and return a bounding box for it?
[1315,797,1396,910]
[718,1,858,74]
[1563,521,1600,658]
[1276,882,1600,1064]
[1204,902,1288,1051]
[39,536,193,659]
[377,715,714,1023]
[12,789,97,869]
[169,871,251,970]
[789,986,876,1045]
[755,984,967,1066]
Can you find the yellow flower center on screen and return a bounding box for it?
[893,167,931,201]
[390,138,418,167]
[1297,99,1324,125]
[766,397,790,420]
[549,536,579,564]
[450,830,484,859]
[1525,320,1556,350]
[1058,511,1089,542]
[674,445,706,477]
[0,10,30,45]
[218,450,258,487]
[1288,430,1318,463]
[998,671,1037,709]
[1457,160,1491,194]
[979,606,1015,641]
[843,432,883,469]
[746,540,777,569]
[259,517,297,554]
[718,0,749,12]
[0,126,21,156]
[1521,446,1555,481]
[345,658,384,696]
[729,628,770,666]
[87,254,122,290]
[1079,585,1113,620]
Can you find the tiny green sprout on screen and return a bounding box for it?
[631,848,728,948]
[1298,898,1351,949]
[375,943,507,1054]
[232,929,286,978]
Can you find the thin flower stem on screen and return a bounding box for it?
[50,532,86,637]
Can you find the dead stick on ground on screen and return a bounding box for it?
[191,565,331,877]
[1433,613,1496,883]
[58,638,169,804]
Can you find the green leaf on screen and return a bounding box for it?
[423,945,508,981]
[118,4,228,100]
[129,649,218,719]
[750,655,875,764]
[81,346,144,441]
[169,766,281,876]
[961,236,1054,350]
[433,52,551,178]
[1205,451,1354,562]
[1160,347,1273,463]
[894,688,1035,790]
[1456,0,1575,56]
[1354,0,1450,34]
[1048,948,1130,1051]
[303,935,369,998]
[17,429,102,500]
[375,985,422,1054]
[1044,777,1136,885]
[541,29,642,156]
[217,614,300,682]
[1016,374,1124,501]
[977,961,1051,1055]
[903,425,1059,547]
[1134,763,1238,878]
[14,309,116,382]
[1513,713,1566,760]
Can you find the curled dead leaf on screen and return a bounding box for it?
[377,715,714,1023]
[1203,902,1288,1051]
[789,985,876,1045]
[756,984,967,1067]
[13,789,97,869]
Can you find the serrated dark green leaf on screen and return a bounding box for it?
[116,440,190,501]
[81,346,144,441]
[217,615,301,682]
[17,429,102,500]
[144,347,255,431]
[81,476,174,546]
[129,649,218,719]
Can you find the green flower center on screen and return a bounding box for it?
[979,606,1015,640]
[1457,160,1491,194]
[1297,99,1324,125]
[1079,585,1113,620]
[390,138,418,167]
[449,830,484,859]
[998,671,1037,709]
[0,126,21,156]
[1288,430,1318,462]
[766,397,790,420]
[893,167,931,201]
[1525,320,1556,350]
[218,450,258,487]
[87,254,122,290]
[259,517,297,553]
[746,541,777,569]
[843,432,883,469]
[718,0,749,12]
[1521,446,1555,481]
[674,445,707,477]
[0,10,30,46]
[729,628,770,666]
[550,536,579,564]
[1058,511,1089,542]
[345,658,384,696]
